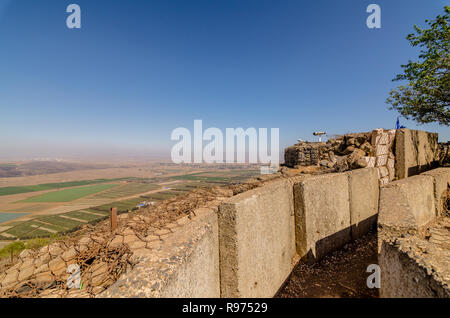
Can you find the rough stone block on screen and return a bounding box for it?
[294,173,351,263]
[379,166,389,178]
[100,208,220,298]
[421,168,450,216]
[376,154,388,167]
[218,179,296,298]
[376,144,389,156]
[378,175,436,231]
[395,129,439,179]
[346,168,379,239]
[363,156,376,168]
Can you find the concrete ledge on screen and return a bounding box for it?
[378,175,436,231]
[294,173,351,262]
[395,129,439,179]
[99,208,219,298]
[346,168,379,239]
[218,179,296,298]
[421,168,450,216]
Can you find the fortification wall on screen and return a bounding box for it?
[98,167,380,298]
[378,167,450,298]
[101,207,220,298]
[218,178,297,297]
[395,129,439,179]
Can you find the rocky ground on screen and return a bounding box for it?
[277,231,379,298]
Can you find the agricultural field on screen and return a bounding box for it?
[0,178,125,196]
[0,213,29,224]
[0,196,149,240]
[170,169,260,184]
[19,184,118,203]
[90,183,160,200]
[0,164,261,242]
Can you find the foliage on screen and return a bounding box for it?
[386,6,449,126]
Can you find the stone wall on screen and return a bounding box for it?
[99,169,381,298]
[378,167,450,298]
[100,207,220,298]
[283,129,396,186]
[284,143,326,167]
[218,179,297,298]
[347,168,379,239]
[293,173,351,263]
[395,129,439,179]
[371,128,396,185]
[421,168,450,216]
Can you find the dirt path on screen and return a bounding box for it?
[277,231,379,298]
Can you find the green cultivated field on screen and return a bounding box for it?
[0,169,260,240]
[0,212,29,223]
[20,184,118,203]
[91,183,160,200]
[1,195,154,240]
[171,170,259,183]
[0,178,126,197]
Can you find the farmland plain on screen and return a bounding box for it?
[0,161,260,241]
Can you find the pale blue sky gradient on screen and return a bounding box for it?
[0,0,448,159]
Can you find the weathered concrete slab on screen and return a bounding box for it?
[421,168,450,216]
[99,208,219,298]
[218,179,296,298]
[346,168,379,239]
[395,129,439,179]
[294,173,351,263]
[378,175,436,231]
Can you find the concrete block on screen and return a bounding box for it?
[218,179,296,298]
[293,173,351,263]
[421,168,450,216]
[100,208,220,298]
[395,129,439,179]
[378,175,436,231]
[346,168,379,239]
[387,159,395,181]
[378,166,389,178]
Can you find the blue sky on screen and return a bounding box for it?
[0,0,448,159]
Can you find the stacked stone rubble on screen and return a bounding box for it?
[284,143,326,167]
[371,128,396,185]
[284,129,397,185]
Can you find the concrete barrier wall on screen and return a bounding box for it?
[378,175,436,231]
[421,168,450,216]
[102,168,381,298]
[293,173,351,263]
[347,168,379,239]
[378,167,449,298]
[395,129,439,179]
[218,179,297,298]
